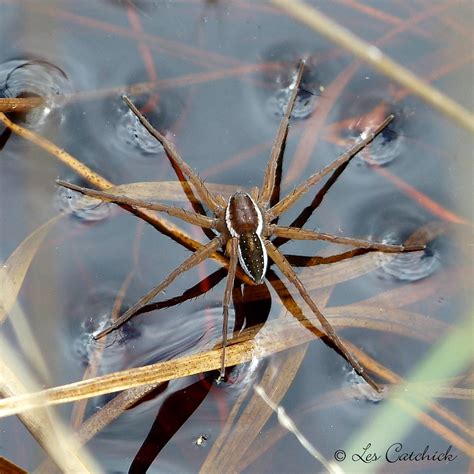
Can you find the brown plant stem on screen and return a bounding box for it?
[0,97,44,113]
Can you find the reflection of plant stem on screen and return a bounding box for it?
[271,0,474,133]
[254,384,342,474]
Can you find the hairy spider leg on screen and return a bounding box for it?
[265,240,381,392]
[123,95,224,215]
[261,110,425,392]
[220,236,239,380]
[268,115,394,220]
[93,237,221,339]
[123,95,222,243]
[271,226,425,252]
[56,180,215,230]
[271,123,389,248]
[258,60,306,207]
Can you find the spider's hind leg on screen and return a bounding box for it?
[218,237,239,382]
[94,237,222,339]
[265,239,381,393]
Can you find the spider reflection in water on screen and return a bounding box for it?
[58,61,423,392]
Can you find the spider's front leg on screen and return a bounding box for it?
[268,114,395,220]
[56,180,216,230]
[258,60,306,208]
[123,95,223,217]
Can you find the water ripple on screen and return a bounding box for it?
[343,369,385,403]
[345,97,410,167]
[376,235,439,282]
[70,288,140,369]
[351,202,440,282]
[0,58,71,127]
[55,184,112,222]
[104,89,184,160]
[371,220,438,282]
[256,41,346,121]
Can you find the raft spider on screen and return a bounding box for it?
[58,61,423,392]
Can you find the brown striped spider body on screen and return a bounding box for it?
[58,62,423,392]
[225,191,267,284]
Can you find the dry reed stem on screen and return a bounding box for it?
[202,286,333,472]
[0,343,100,472]
[0,306,449,418]
[42,290,330,462]
[270,0,474,133]
[0,217,59,325]
[0,97,44,113]
[0,455,27,474]
[0,112,111,189]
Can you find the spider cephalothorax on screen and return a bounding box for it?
[58,61,423,392]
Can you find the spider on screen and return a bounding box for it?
[57,61,422,392]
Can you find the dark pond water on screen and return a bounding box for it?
[0,1,472,473]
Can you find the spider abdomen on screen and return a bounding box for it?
[225,192,267,284]
[237,232,267,284]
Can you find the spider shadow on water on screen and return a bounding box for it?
[57,61,424,398]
